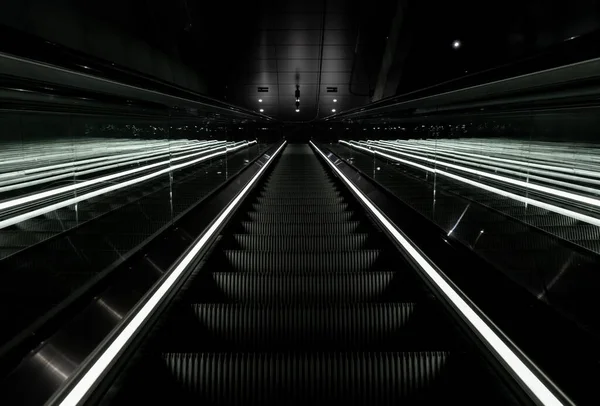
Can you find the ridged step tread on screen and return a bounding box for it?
[192,303,416,348]
[258,186,339,192]
[259,191,341,198]
[210,271,397,303]
[223,250,381,272]
[255,196,345,205]
[241,221,361,235]
[246,211,355,223]
[163,352,450,405]
[251,203,349,213]
[233,234,368,251]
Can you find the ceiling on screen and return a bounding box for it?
[26,0,600,122]
[214,0,396,121]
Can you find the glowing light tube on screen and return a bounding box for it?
[56,141,285,406]
[311,141,569,406]
[0,141,226,192]
[358,142,600,208]
[0,141,256,230]
[340,140,600,227]
[0,141,245,211]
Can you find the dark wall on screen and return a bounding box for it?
[0,0,208,93]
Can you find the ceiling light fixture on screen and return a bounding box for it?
[331,109,336,113]
[258,99,263,103]
[259,109,264,113]
[333,99,338,103]
[295,109,300,112]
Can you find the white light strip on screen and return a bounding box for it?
[0,141,242,211]
[0,141,256,230]
[341,140,600,227]
[377,139,600,178]
[373,140,600,192]
[0,140,221,181]
[360,141,600,208]
[0,141,225,192]
[311,141,567,406]
[57,141,286,406]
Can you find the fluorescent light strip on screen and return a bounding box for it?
[0,139,215,175]
[372,141,600,194]
[0,141,256,230]
[0,141,243,212]
[0,138,187,168]
[377,140,600,180]
[341,141,600,227]
[360,141,600,208]
[57,141,285,406]
[311,141,566,406]
[404,139,600,169]
[0,141,224,191]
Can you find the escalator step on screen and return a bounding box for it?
[246,211,355,223]
[233,234,368,251]
[241,221,361,235]
[163,352,450,405]
[259,191,341,198]
[255,196,345,205]
[192,303,416,348]
[223,250,381,272]
[259,185,338,191]
[251,203,349,213]
[211,271,396,303]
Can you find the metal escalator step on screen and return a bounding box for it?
[255,196,345,205]
[259,191,342,198]
[258,188,340,194]
[192,303,416,347]
[542,224,600,241]
[241,221,360,235]
[513,214,578,227]
[246,211,354,223]
[211,271,396,303]
[223,250,381,272]
[251,203,349,213]
[163,352,449,405]
[233,234,368,250]
[264,178,334,184]
[575,239,600,253]
[15,219,79,233]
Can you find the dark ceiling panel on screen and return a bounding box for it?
[324,30,356,45]
[252,46,278,59]
[276,59,321,72]
[322,45,356,59]
[261,30,323,45]
[237,72,279,85]
[276,45,322,59]
[279,71,319,84]
[259,14,324,30]
[321,59,354,72]
[246,59,279,72]
[320,72,353,83]
[222,0,395,120]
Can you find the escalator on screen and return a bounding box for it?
[97,144,517,405]
[0,142,264,362]
[329,142,600,334]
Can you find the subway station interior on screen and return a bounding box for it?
[0,1,600,405]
